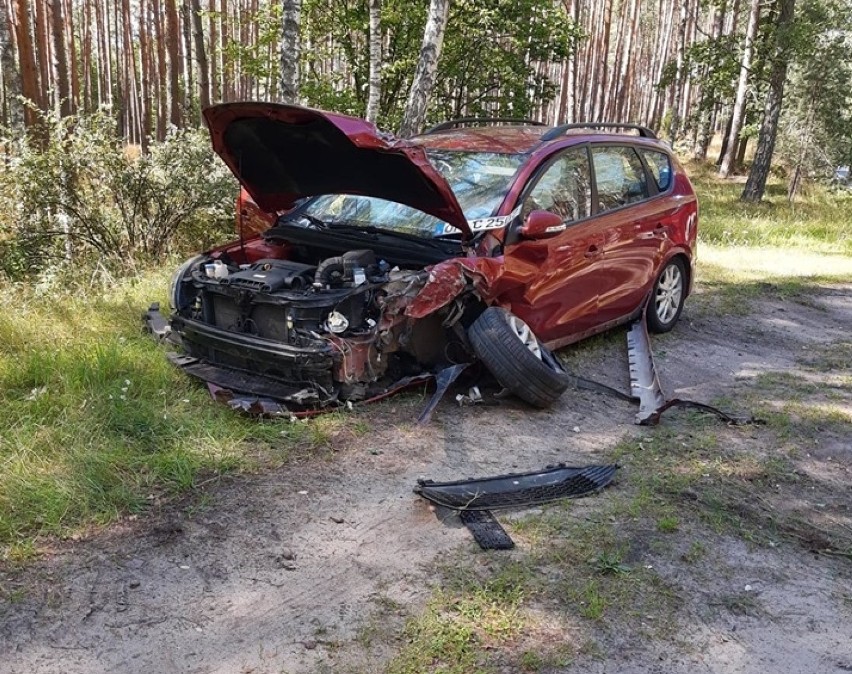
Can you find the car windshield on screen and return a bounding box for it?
[299,150,524,238]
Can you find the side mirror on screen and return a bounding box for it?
[519,210,567,239]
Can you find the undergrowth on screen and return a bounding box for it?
[0,268,341,559]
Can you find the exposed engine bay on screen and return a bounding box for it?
[169,227,478,407]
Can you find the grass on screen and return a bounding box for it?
[0,266,349,558]
[687,161,852,255]
[683,166,852,317]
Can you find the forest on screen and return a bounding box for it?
[0,0,850,273]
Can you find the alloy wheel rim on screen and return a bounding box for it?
[655,264,683,324]
[508,315,542,359]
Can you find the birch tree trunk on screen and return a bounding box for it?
[0,0,23,126]
[719,0,761,177]
[399,0,450,137]
[365,0,381,123]
[742,0,796,201]
[280,0,301,104]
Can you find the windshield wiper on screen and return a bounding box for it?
[326,222,457,250]
[293,213,328,229]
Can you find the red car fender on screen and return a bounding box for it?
[404,257,506,319]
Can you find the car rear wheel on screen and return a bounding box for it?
[646,257,686,333]
[468,307,569,408]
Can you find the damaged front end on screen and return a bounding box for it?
[150,241,492,410]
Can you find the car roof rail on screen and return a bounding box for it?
[540,123,658,141]
[424,117,547,134]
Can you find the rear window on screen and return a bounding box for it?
[639,149,673,192]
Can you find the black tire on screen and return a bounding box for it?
[468,307,570,408]
[646,257,687,333]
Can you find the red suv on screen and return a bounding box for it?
[159,103,698,409]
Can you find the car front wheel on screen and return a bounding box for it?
[646,257,686,333]
[468,307,569,408]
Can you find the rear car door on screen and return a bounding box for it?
[501,146,606,343]
[590,144,671,322]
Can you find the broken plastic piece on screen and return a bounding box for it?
[142,303,173,342]
[459,510,515,550]
[416,363,470,425]
[561,313,760,427]
[627,317,666,424]
[415,463,619,511]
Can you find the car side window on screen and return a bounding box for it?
[521,148,592,223]
[639,149,673,192]
[591,146,650,212]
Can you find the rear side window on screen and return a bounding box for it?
[592,146,650,213]
[639,149,673,192]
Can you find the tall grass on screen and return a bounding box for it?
[688,162,852,255]
[0,268,314,555]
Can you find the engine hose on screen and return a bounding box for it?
[315,256,346,286]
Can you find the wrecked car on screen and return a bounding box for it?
[152,103,698,410]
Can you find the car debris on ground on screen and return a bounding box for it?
[415,463,620,550]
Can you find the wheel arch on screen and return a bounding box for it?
[663,250,694,298]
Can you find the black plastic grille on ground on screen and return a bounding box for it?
[459,510,515,550]
[415,463,619,511]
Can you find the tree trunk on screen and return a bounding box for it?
[692,2,723,160]
[64,0,79,111]
[152,0,168,139]
[139,0,152,150]
[13,0,40,127]
[34,0,51,111]
[181,2,194,108]
[365,0,381,123]
[0,0,23,126]
[668,0,689,141]
[207,0,218,101]
[398,0,450,138]
[593,0,612,122]
[280,0,300,104]
[742,0,796,202]
[190,0,209,112]
[165,0,181,126]
[719,0,760,177]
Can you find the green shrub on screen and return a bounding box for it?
[0,109,237,280]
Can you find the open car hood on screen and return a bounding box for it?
[203,103,471,237]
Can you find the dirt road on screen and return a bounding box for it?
[2,282,851,674]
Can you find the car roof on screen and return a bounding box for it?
[413,121,663,155]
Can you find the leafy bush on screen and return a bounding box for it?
[0,109,237,280]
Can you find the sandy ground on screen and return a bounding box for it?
[2,284,850,674]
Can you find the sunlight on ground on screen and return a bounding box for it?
[699,244,852,280]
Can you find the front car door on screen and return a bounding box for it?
[500,146,608,344]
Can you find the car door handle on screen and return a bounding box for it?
[584,244,602,259]
[654,224,670,237]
